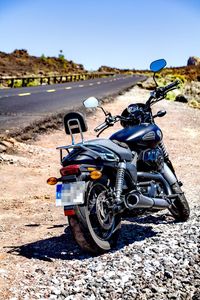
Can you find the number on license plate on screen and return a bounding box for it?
[56,182,85,206]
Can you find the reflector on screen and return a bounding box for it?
[87,167,96,171]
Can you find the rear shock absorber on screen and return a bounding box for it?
[159,141,169,159]
[115,162,126,203]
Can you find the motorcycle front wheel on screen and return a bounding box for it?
[68,176,121,254]
[168,181,190,221]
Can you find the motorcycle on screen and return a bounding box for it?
[47,59,190,254]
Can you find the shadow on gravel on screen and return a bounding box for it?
[6,226,87,261]
[6,222,157,261]
[126,213,174,225]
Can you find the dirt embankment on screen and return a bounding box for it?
[0,86,199,299]
[0,49,85,78]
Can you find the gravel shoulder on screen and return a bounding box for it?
[0,86,199,299]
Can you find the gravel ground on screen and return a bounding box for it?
[0,86,199,300]
[8,212,200,300]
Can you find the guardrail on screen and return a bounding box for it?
[0,72,115,88]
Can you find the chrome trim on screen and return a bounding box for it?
[161,163,177,185]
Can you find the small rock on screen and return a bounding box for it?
[175,94,188,103]
[164,270,173,279]
[0,140,13,148]
[51,287,61,295]
[0,144,7,153]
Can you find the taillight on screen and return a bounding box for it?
[60,165,80,176]
[64,209,75,216]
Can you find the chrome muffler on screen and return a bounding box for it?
[125,192,170,210]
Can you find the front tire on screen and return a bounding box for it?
[69,176,121,254]
[168,182,190,221]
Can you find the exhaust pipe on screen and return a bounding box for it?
[125,192,170,210]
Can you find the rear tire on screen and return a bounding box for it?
[168,182,190,221]
[69,176,121,254]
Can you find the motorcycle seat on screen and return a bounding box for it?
[86,139,133,161]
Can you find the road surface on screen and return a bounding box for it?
[0,75,144,133]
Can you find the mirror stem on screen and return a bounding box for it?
[98,106,110,116]
[153,73,158,87]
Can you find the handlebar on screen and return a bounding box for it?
[152,80,180,100]
[94,80,180,135]
[94,115,117,132]
[162,80,180,93]
[94,121,108,132]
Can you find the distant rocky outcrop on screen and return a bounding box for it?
[187,56,200,66]
[98,65,121,73]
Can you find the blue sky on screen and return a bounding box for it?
[0,0,200,70]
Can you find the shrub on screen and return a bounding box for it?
[27,79,40,87]
[165,91,176,101]
[40,54,47,61]
[188,99,200,109]
[14,79,23,88]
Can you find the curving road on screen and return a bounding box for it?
[0,75,144,133]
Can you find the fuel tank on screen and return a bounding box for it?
[110,123,163,151]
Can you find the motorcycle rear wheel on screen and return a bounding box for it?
[168,182,190,221]
[69,176,121,254]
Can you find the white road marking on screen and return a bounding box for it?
[89,83,94,86]
[0,95,9,99]
[65,87,72,90]
[46,89,56,93]
[79,85,84,88]
[18,93,31,96]
[97,82,101,84]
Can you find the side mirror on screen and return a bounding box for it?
[83,97,99,108]
[150,59,167,73]
[154,110,167,118]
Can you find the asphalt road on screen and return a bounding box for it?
[0,75,144,133]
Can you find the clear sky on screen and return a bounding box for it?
[0,0,200,70]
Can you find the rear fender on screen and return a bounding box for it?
[62,148,97,166]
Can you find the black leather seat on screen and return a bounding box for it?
[86,139,133,161]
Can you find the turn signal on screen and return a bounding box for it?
[90,170,102,180]
[47,177,58,185]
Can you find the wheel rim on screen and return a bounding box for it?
[87,182,116,241]
[96,190,115,230]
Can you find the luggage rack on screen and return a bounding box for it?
[57,111,118,163]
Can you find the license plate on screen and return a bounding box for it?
[56,182,86,206]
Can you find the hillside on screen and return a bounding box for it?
[0,49,85,77]
[99,58,200,82]
[1,49,200,82]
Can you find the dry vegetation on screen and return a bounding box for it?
[1,49,200,81]
[0,49,85,77]
[0,50,200,109]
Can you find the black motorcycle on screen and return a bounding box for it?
[47,59,190,254]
